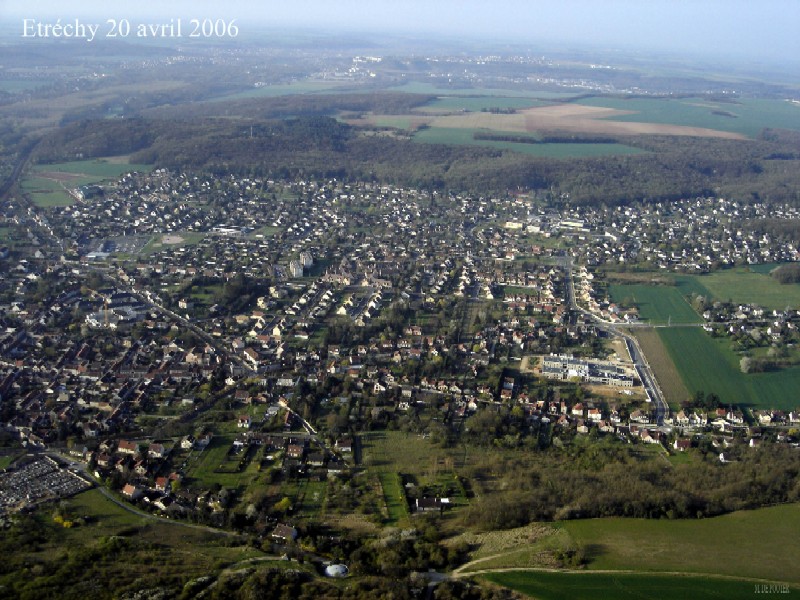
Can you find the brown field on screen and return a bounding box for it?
[428,104,748,139]
[336,103,751,140]
[634,328,689,406]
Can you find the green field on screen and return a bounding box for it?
[578,97,800,138]
[658,327,800,410]
[370,115,416,129]
[377,471,410,526]
[0,79,46,92]
[417,96,547,113]
[389,82,579,99]
[23,159,151,208]
[676,267,800,310]
[413,127,644,157]
[482,571,797,600]
[32,159,151,179]
[211,81,354,101]
[561,504,800,584]
[608,284,703,324]
[20,176,75,207]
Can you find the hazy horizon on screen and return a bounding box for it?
[2,0,799,69]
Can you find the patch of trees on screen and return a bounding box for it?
[771,263,800,284]
[473,132,619,144]
[458,442,800,529]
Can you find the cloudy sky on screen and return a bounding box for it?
[3,0,798,64]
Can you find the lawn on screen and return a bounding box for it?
[377,471,410,526]
[676,267,800,310]
[577,97,800,138]
[658,327,800,410]
[608,284,702,324]
[481,571,795,600]
[413,127,644,157]
[560,503,800,584]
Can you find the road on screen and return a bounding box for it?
[560,254,669,426]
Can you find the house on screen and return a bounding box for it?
[287,444,305,459]
[335,437,353,453]
[237,415,252,429]
[181,435,195,450]
[117,439,140,456]
[673,438,692,452]
[415,497,448,513]
[271,523,298,542]
[122,483,142,500]
[148,443,167,459]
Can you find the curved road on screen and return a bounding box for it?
[561,254,669,426]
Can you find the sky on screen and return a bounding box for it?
[2,0,798,65]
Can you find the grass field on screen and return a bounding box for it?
[481,571,796,600]
[210,81,354,101]
[377,471,410,526]
[633,328,690,407]
[608,284,702,324]
[22,158,151,208]
[578,97,800,138]
[676,267,800,310]
[32,159,151,179]
[388,83,578,99]
[658,327,800,410]
[0,79,46,92]
[413,127,644,157]
[561,503,800,584]
[0,488,271,598]
[417,96,547,113]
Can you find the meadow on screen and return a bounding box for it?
[416,96,547,113]
[675,267,800,310]
[561,503,800,583]
[388,82,577,98]
[658,327,800,410]
[577,96,800,138]
[633,328,689,407]
[23,158,152,208]
[481,571,794,600]
[211,80,354,101]
[413,126,643,157]
[608,284,702,324]
[32,159,151,179]
[0,487,281,599]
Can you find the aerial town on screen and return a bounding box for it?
[2,169,799,525]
